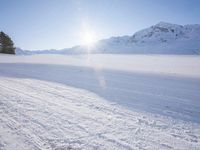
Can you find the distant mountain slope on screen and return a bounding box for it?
[16,22,200,55]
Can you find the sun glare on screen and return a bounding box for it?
[84,32,95,45]
[82,29,97,47]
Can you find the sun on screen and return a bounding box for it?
[84,32,95,45]
[82,30,96,46]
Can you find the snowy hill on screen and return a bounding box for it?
[16,22,200,55]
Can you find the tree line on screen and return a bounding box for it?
[0,31,15,54]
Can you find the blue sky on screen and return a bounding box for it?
[0,0,200,50]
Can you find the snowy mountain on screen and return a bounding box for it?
[16,22,200,55]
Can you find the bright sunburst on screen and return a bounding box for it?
[82,30,96,46]
[83,32,95,45]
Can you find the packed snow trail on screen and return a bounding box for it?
[0,77,200,149]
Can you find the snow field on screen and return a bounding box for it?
[0,77,200,149]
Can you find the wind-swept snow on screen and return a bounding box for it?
[0,54,200,149]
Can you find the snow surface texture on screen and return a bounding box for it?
[16,22,200,55]
[0,77,200,150]
[0,54,200,149]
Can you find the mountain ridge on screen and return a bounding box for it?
[16,22,200,55]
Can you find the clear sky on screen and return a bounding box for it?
[0,0,200,50]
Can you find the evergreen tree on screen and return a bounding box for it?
[0,31,15,54]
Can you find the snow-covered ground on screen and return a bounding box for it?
[1,54,200,78]
[0,54,200,149]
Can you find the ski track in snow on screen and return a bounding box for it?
[0,77,200,150]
